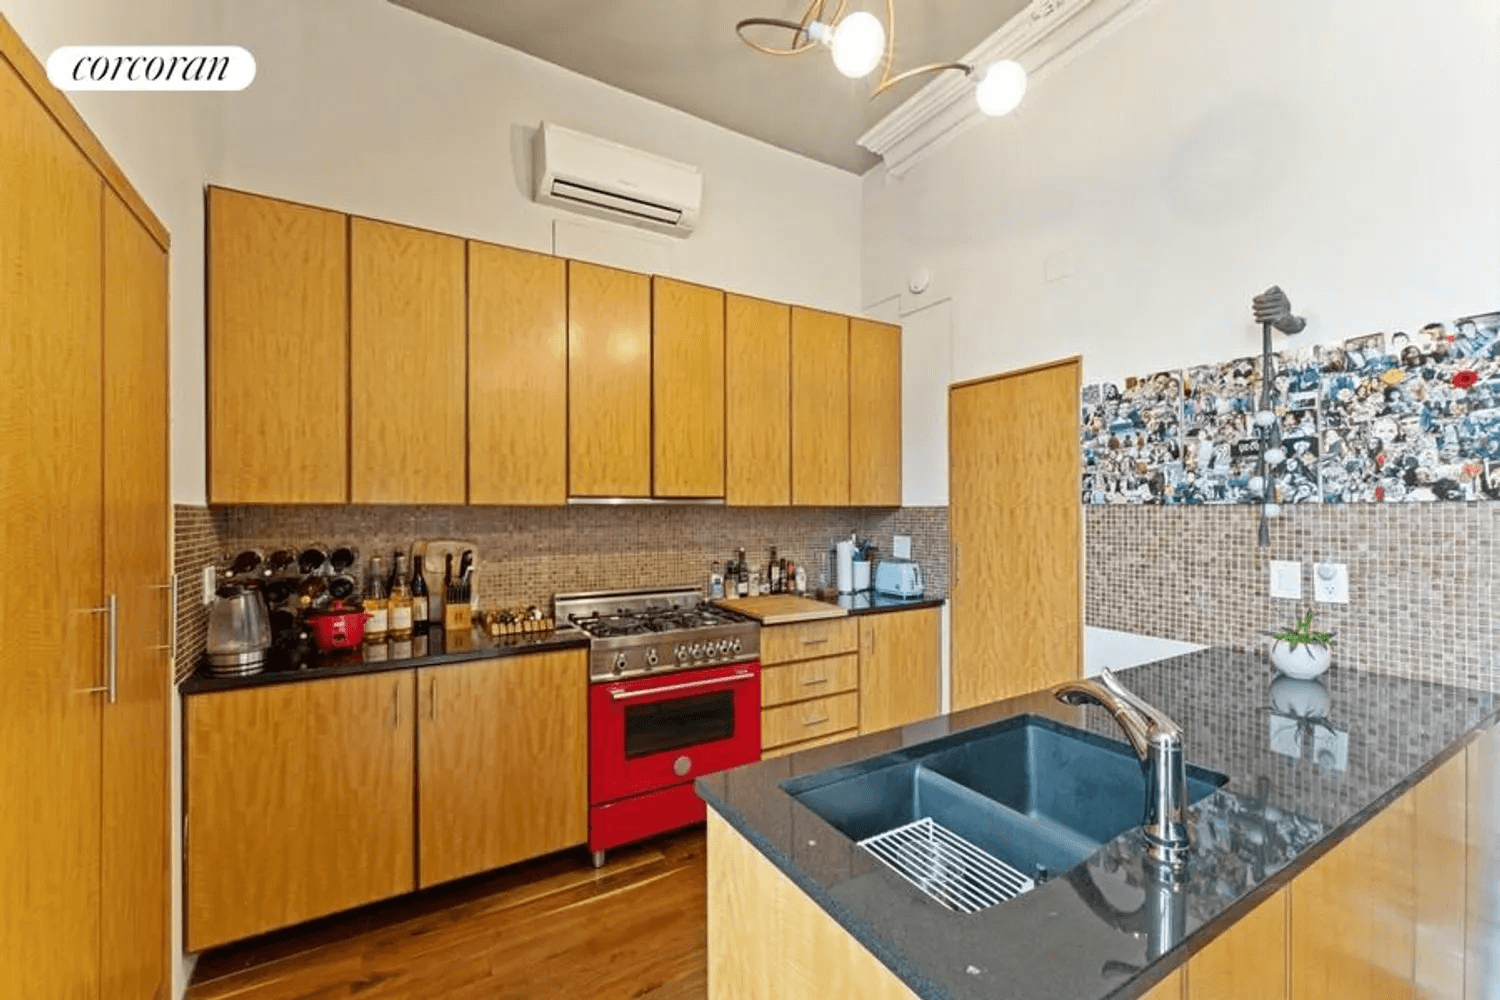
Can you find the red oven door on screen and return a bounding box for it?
[589,661,761,805]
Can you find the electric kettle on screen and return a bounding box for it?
[206,583,272,676]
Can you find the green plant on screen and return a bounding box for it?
[1271,611,1334,651]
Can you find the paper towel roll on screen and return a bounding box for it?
[836,539,855,594]
[853,560,871,593]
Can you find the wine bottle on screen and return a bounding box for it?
[737,548,749,598]
[410,554,430,630]
[364,557,389,643]
[388,554,414,640]
[768,547,779,593]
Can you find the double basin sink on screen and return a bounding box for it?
[784,715,1227,903]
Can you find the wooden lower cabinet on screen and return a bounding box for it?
[1184,890,1287,999]
[185,672,418,951]
[417,650,588,887]
[858,608,941,735]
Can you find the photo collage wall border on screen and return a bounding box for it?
[1082,311,1500,505]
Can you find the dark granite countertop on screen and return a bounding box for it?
[696,649,1499,1000]
[826,592,946,616]
[179,625,590,695]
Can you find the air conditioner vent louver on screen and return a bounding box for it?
[533,122,701,238]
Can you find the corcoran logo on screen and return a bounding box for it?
[46,45,256,91]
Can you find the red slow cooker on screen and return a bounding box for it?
[307,602,368,652]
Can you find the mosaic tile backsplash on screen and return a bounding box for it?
[1086,503,1500,690]
[172,504,949,675]
[1083,310,1500,506]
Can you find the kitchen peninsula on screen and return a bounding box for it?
[699,650,1500,999]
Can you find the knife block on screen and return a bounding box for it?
[444,602,472,632]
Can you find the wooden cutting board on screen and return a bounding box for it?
[714,594,848,624]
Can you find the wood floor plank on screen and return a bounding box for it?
[187,828,708,1000]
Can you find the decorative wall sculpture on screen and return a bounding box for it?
[1082,311,1500,505]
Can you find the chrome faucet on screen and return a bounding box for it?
[1054,669,1190,867]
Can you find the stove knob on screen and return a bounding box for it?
[645,648,659,666]
[675,644,688,662]
[731,637,743,653]
[690,642,703,659]
[717,639,731,655]
[612,652,628,673]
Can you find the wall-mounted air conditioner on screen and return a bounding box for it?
[532,122,702,239]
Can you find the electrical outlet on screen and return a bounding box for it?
[201,565,216,606]
[1314,563,1349,604]
[893,535,912,560]
[1269,561,1302,599]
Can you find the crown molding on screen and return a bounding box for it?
[858,0,1155,179]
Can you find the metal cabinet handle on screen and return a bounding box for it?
[78,594,118,702]
[429,677,438,722]
[802,636,830,646]
[802,676,829,686]
[151,576,177,659]
[803,716,830,727]
[391,683,402,729]
[610,671,756,701]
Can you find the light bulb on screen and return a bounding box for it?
[1254,409,1277,427]
[1264,447,1287,466]
[975,60,1027,117]
[829,12,884,79]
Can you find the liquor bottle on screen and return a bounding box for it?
[736,548,749,598]
[364,557,389,643]
[387,549,402,594]
[779,557,789,594]
[410,554,430,629]
[768,547,779,593]
[709,561,725,600]
[388,554,414,640]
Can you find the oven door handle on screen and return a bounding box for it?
[609,671,756,701]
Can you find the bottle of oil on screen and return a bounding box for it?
[388,554,414,640]
[363,557,389,643]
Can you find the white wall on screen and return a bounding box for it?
[864,0,1500,504]
[213,0,863,302]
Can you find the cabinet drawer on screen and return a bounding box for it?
[761,654,858,708]
[762,728,859,760]
[760,618,858,665]
[761,692,859,750]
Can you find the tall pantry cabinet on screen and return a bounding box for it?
[0,22,171,1000]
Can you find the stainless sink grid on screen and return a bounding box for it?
[858,817,1035,914]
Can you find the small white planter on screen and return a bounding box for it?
[1270,639,1331,680]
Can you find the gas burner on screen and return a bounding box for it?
[554,587,760,682]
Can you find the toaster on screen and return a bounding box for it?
[874,559,924,598]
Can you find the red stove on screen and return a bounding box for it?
[555,587,761,866]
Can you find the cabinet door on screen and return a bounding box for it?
[858,608,940,735]
[569,260,651,497]
[849,319,901,506]
[468,241,567,504]
[0,58,105,1000]
[417,650,587,887]
[101,190,171,1000]
[790,307,850,506]
[208,187,348,503]
[1185,889,1286,999]
[185,672,417,950]
[1414,751,1466,1000]
[950,360,1081,709]
[1468,725,1500,999]
[350,218,466,503]
[653,277,725,497]
[1289,782,1416,1000]
[726,294,791,506]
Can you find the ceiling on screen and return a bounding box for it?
[390,0,1029,173]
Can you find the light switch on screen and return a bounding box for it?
[1269,560,1301,599]
[893,535,912,560]
[1314,563,1349,604]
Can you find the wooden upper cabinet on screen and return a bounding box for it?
[849,319,902,506]
[790,307,850,506]
[653,277,725,498]
[468,242,567,505]
[185,672,417,951]
[208,188,349,503]
[726,294,791,506]
[350,219,467,504]
[417,649,587,887]
[568,260,651,497]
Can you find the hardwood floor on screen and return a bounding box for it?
[186,826,707,1000]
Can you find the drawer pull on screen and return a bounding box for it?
[802,676,829,686]
[802,637,830,646]
[803,716,830,727]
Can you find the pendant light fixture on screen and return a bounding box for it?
[736,0,1027,116]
